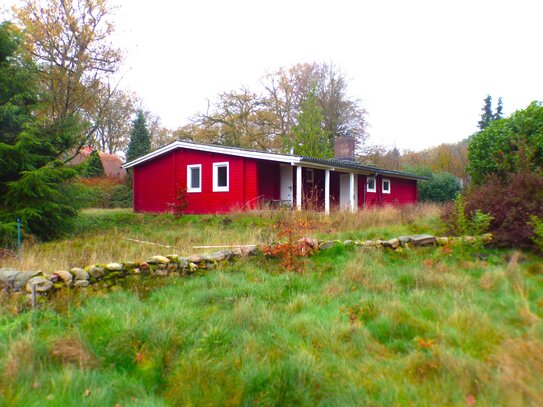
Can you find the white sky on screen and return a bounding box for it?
[3,0,543,151]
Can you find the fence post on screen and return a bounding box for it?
[17,218,21,260]
[31,283,37,310]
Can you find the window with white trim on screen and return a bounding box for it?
[187,164,202,192]
[382,178,391,194]
[306,169,314,184]
[213,162,229,192]
[367,176,376,193]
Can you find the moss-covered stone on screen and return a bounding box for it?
[84,265,106,279]
[106,263,122,271]
[178,257,188,269]
[54,270,73,287]
[122,261,139,270]
[70,268,89,281]
[147,255,170,265]
[166,254,180,263]
[25,276,53,293]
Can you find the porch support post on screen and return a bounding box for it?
[349,173,356,213]
[296,165,302,210]
[325,169,330,215]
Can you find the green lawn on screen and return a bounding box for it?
[1,208,543,406]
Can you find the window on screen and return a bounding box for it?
[367,176,376,193]
[187,164,201,192]
[306,169,314,184]
[213,162,229,192]
[382,178,391,194]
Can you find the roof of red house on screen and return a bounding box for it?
[123,141,427,181]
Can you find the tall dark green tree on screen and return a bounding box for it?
[0,21,81,244]
[478,95,494,130]
[478,95,504,130]
[126,111,151,162]
[291,87,331,158]
[494,97,504,120]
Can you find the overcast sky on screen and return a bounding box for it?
[3,0,543,151]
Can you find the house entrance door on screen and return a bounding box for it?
[280,165,293,205]
[339,173,358,211]
[339,174,350,210]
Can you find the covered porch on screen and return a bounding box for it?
[256,160,368,213]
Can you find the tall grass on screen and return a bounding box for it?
[1,239,543,405]
[0,204,442,273]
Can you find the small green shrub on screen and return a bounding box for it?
[0,219,17,247]
[109,185,133,208]
[404,165,461,203]
[74,177,132,209]
[529,216,543,253]
[446,194,493,236]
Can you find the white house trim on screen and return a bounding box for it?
[382,178,391,194]
[212,162,230,192]
[123,141,301,169]
[324,169,330,214]
[296,165,302,210]
[349,173,357,212]
[187,164,202,193]
[367,176,376,193]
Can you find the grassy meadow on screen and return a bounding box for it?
[1,206,543,406]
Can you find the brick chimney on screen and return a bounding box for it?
[334,136,355,161]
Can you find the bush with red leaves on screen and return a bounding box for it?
[463,171,543,249]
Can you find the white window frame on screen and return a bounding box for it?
[367,176,376,193]
[382,178,391,194]
[306,168,314,184]
[213,162,229,192]
[187,164,202,193]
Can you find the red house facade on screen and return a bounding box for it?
[123,141,426,214]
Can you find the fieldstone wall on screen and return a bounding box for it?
[319,233,493,251]
[0,233,492,305]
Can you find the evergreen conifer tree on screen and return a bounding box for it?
[478,95,494,131]
[0,21,81,244]
[82,150,105,177]
[494,97,504,120]
[291,87,332,158]
[126,111,151,162]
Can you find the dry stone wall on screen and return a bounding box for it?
[0,233,492,305]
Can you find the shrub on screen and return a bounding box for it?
[168,187,188,215]
[109,184,133,208]
[404,165,461,203]
[464,171,543,249]
[0,220,18,248]
[445,194,492,236]
[529,216,543,253]
[468,101,543,185]
[74,177,132,209]
[261,211,318,272]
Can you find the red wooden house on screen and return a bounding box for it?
[123,139,426,214]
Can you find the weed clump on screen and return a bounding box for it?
[262,211,318,272]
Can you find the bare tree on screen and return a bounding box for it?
[175,62,368,154]
[92,85,137,154]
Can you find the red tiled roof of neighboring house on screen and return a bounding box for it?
[68,147,127,179]
[98,152,126,179]
[68,146,94,166]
